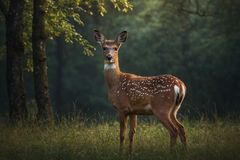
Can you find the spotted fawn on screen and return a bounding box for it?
[94,30,187,153]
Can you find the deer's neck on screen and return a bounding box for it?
[104,60,121,89]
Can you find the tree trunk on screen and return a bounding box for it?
[55,36,65,119]
[6,0,27,122]
[32,0,53,123]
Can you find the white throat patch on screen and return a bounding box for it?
[104,63,116,70]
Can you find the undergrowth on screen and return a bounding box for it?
[0,116,239,160]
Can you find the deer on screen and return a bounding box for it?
[94,30,187,153]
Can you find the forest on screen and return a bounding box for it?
[0,0,240,160]
[0,0,240,121]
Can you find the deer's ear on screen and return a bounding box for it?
[94,30,105,44]
[116,31,127,44]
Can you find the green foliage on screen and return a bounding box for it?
[0,0,133,68]
[46,0,90,55]
[0,118,239,160]
[110,0,133,13]
[46,0,132,56]
[45,0,132,56]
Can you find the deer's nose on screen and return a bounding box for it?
[106,55,112,61]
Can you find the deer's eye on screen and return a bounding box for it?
[114,47,117,51]
[103,47,107,51]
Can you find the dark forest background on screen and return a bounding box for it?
[0,0,240,120]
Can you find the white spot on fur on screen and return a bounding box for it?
[104,63,116,70]
[144,104,152,111]
[174,85,179,95]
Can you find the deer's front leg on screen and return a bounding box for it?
[119,112,128,152]
[129,114,137,154]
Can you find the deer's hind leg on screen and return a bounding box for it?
[170,106,187,147]
[152,104,178,148]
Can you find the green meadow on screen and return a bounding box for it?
[0,117,239,160]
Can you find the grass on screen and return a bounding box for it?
[0,117,239,160]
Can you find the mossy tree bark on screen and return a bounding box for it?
[32,0,53,123]
[4,0,28,122]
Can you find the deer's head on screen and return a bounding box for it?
[94,30,127,64]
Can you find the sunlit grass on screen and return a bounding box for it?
[0,117,239,160]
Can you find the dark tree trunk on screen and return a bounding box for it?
[32,0,53,123]
[6,0,27,122]
[55,36,65,119]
